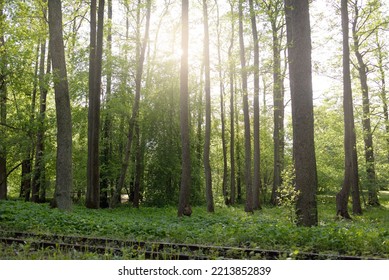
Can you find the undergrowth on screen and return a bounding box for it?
[0,192,388,259]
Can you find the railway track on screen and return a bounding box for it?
[0,230,379,260]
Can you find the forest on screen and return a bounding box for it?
[0,0,389,259]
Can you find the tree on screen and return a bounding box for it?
[238,0,253,213]
[262,0,286,206]
[336,0,361,219]
[202,0,214,213]
[249,0,262,210]
[178,0,192,217]
[48,0,73,210]
[100,0,113,209]
[284,0,318,226]
[375,31,389,162]
[228,0,236,205]
[32,3,50,203]
[0,0,7,200]
[112,0,151,208]
[351,0,380,206]
[86,0,104,209]
[215,0,228,207]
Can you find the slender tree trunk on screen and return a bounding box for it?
[133,122,143,208]
[100,0,113,209]
[86,0,104,209]
[266,0,285,206]
[178,0,192,217]
[112,0,151,208]
[249,0,261,210]
[202,0,214,213]
[48,0,73,211]
[21,44,39,201]
[376,33,389,163]
[228,1,236,205]
[336,0,360,219]
[352,3,378,207]
[32,41,51,203]
[215,0,228,205]
[285,0,318,226]
[238,0,253,213]
[0,3,7,200]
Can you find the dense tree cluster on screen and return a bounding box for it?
[0,0,388,225]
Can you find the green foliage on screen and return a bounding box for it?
[278,166,299,222]
[1,193,389,259]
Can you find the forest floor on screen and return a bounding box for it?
[0,192,388,259]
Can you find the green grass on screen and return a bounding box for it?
[1,192,389,259]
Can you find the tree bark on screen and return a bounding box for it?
[249,0,261,210]
[215,0,228,206]
[178,0,192,217]
[352,2,378,207]
[48,0,73,211]
[228,1,236,205]
[285,0,318,226]
[112,0,151,208]
[86,0,104,209]
[239,0,253,213]
[202,0,214,213]
[264,0,285,206]
[336,0,359,219]
[100,0,113,209]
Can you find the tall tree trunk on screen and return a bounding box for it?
[86,0,104,209]
[100,0,113,209]
[112,0,151,208]
[0,3,7,200]
[336,0,360,219]
[238,0,253,213]
[21,44,39,201]
[215,0,228,205]
[48,0,73,211]
[133,122,143,208]
[228,0,236,205]
[178,0,192,217]
[31,6,49,202]
[265,0,285,206]
[249,0,261,210]
[352,3,378,207]
[285,0,318,226]
[202,0,214,213]
[32,40,51,203]
[376,33,389,163]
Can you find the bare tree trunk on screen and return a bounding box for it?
[352,2,378,208]
[100,0,113,209]
[21,44,39,201]
[202,0,214,213]
[133,122,144,208]
[215,0,228,205]
[178,0,192,217]
[33,41,51,203]
[336,0,359,219]
[249,0,261,210]
[112,0,151,208]
[263,0,285,206]
[285,0,318,226]
[48,0,73,211]
[376,33,389,163]
[86,0,104,209]
[238,0,253,213]
[0,3,7,200]
[228,0,236,205]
